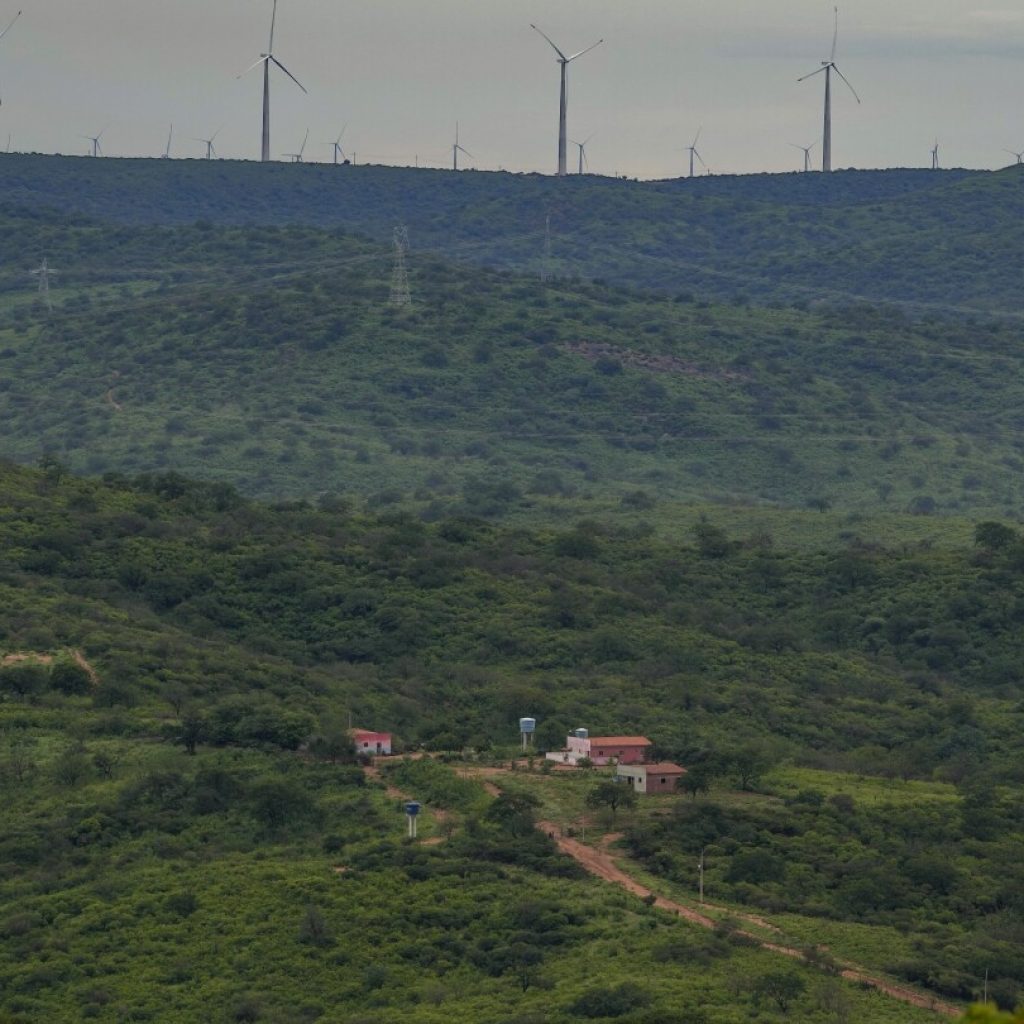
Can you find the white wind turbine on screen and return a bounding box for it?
[284,128,308,163]
[162,124,173,159]
[686,128,706,178]
[570,133,594,175]
[1003,148,1023,166]
[237,0,307,163]
[452,122,473,171]
[931,140,940,170]
[193,128,222,160]
[81,129,105,157]
[790,141,816,172]
[798,6,860,173]
[530,24,603,177]
[325,126,348,164]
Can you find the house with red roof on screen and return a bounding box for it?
[546,728,653,766]
[351,729,392,756]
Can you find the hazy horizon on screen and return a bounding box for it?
[0,0,1021,178]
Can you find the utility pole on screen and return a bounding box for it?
[698,847,706,904]
[983,969,989,1005]
[389,226,412,307]
[30,258,57,313]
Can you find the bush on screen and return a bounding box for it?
[568,982,652,1018]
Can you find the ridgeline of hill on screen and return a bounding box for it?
[2,205,1024,527]
[1,153,1023,315]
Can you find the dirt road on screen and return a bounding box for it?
[536,817,959,1018]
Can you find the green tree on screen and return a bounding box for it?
[178,711,206,756]
[751,971,806,1013]
[586,780,637,821]
[50,659,93,695]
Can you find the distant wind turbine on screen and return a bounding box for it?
[686,128,705,179]
[325,126,347,165]
[81,129,105,158]
[452,122,473,171]
[570,133,593,175]
[931,140,940,170]
[284,128,309,163]
[1003,148,1023,166]
[162,124,173,160]
[798,6,860,173]
[237,0,307,163]
[193,128,222,160]
[790,141,816,172]
[530,24,603,177]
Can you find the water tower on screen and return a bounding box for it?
[519,717,537,752]
[574,728,589,740]
[405,801,421,839]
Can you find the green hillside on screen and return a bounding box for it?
[1,153,1023,314]
[2,205,1024,526]
[2,460,1023,1018]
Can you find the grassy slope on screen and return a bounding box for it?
[3,209,1024,526]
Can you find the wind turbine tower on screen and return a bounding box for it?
[238,0,307,163]
[325,126,347,165]
[687,129,706,178]
[790,141,816,172]
[194,128,221,160]
[162,124,173,159]
[452,122,473,171]
[531,24,603,177]
[798,7,860,173]
[1004,148,1023,166]
[931,140,940,170]
[571,133,593,175]
[82,131,104,158]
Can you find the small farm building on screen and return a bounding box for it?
[546,733,653,766]
[616,763,687,795]
[351,729,392,756]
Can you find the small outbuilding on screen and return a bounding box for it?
[351,729,392,756]
[616,762,687,795]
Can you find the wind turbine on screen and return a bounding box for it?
[284,128,308,163]
[1003,148,1023,166]
[530,24,603,177]
[162,124,173,159]
[193,128,222,160]
[0,9,20,47]
[237,0,307,163]
[931,140,940,170]
[686,128,705,179]
[81,130,105,157]
[798,6,860,173]
[325,126,347,164]
[570,133,593,175]
[452,122,473,171]
[790,141,816,172]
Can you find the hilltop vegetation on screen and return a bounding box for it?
[1,154,1024,314]
[3,205,1024,524]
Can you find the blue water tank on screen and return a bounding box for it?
[405,801,421,817]
[519,717,537,734]
[574,728,589,740]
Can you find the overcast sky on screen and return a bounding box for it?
[1,0,1022,178]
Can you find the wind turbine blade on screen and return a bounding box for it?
[212,126,224,142]
[695,150,706,168]
[530,24,568,61]
[797,66,827,82]
[268,0,278,52]
[567,39,603,62]
[833,64,861,103]
[692,127,702,148]
[236,56,269,79]
[459,146,474,159]
[270,55,307,93]
[0,9,20,42]
[831,6,839,63]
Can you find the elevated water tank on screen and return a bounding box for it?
[405,801,422,817]
[574,728,589,740]
[519,717,537,735]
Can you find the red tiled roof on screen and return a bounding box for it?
[351,729,390,739]
[641,763,687,774]
[590,736,652,747]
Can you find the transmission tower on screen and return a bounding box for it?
[539,213,553,283]
[30,257,58,313]
[389,226,412,307]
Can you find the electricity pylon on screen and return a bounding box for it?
[30,257,58,312]
[389,226,412,307]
